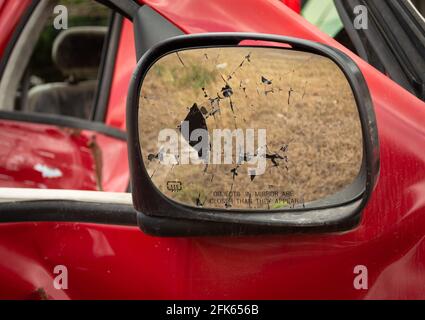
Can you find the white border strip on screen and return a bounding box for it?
[0,189,132,205]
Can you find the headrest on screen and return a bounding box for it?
[52,26,107,80]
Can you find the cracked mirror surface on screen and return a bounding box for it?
[138,47,363,210]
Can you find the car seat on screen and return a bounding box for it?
[27,26,107,119]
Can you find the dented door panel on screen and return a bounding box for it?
[0,120,128,192]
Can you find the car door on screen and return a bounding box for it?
[0,0,424,300]
[0,0,129,192]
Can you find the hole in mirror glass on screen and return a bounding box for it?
[138,47,363,211]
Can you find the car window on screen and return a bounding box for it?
[302,0,343,37]
[0,0,111,120]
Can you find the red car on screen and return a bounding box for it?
[0,0,424,301]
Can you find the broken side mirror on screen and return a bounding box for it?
[127,33,380,237]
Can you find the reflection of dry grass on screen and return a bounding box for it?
[139,47,363,210]
[151,63,218,89]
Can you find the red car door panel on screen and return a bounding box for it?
[0,120,129,192]
[0,120,98,190]
[0,0,424,300]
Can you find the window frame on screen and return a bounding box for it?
[0,0,129,140]
[92,12,123,122]
[334,0,425,101]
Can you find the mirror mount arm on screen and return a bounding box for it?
[133,5,184,60]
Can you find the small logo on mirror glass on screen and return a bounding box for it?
[167,181,183,193]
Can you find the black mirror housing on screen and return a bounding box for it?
[127,33,380,237]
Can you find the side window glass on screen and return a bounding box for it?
[1,0,111,120]
[301,0,358,54]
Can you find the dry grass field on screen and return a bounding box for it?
[139,47,363,210]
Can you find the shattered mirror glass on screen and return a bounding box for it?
[138,47,363,210]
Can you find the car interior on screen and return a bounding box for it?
[0,0,110,120]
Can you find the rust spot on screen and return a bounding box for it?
[88,135,103,191]
[27,288,49,300]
